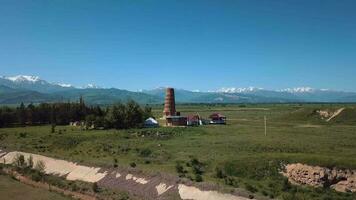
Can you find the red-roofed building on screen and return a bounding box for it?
[209,113,226,124]
[187,115,201,126]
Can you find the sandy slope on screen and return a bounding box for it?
[0,149,251,200]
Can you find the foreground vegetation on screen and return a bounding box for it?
[0,172,71,200]
[1,104,356,199]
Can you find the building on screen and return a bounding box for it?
[187,115,201,126]
[163,88,187,126]
[144,117,159,128]
[209,113,226,124]
[163,88,176,117]
[165,115,187,127]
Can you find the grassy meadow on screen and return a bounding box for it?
[1,104,356,199]
[0,174,71,200]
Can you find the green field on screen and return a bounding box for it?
[1,104,356,199]
[0,174,71,200]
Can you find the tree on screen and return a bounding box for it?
[92,182,99,193]
[13,154,26,168]
[51,123,56,133]
[143,105,153,119]
[27,155,34,168]
[17,102,26,125]
[35,160,46,174]
[27,103,36,125]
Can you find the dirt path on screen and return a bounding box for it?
[326,108,345,122]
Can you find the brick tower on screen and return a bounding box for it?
[163,88,176,117]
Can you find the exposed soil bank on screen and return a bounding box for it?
[283,163,356,193]
[0,149,252,200]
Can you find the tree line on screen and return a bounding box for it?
[0,97,152,129]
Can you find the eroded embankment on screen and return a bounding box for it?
[0,149,252,200]
[282,163,356,193]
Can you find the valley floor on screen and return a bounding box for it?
[1,104,356,199]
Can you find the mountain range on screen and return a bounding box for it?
[1,75,356,105]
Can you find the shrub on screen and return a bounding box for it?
[35,160,46,173]
[282,178,292,192]
[224,176,238,187]
[129,162,136,168]
[190,158,204,175]
[175,162,184,174]
[113,158,118,168]
[71,183,79,191]
[19,132,27,138]
[31,171,43,182]
[27,155,34,168]
[92,182,99,193]
[245,183,258,193]
[51,124,56,133]
[139,148,152,157]
[215,167,226,179]
[13,154,26,168]
[195,174,203,182]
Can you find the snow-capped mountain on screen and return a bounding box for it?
[0,75,74,93]
[216,87,264,93]
[1,75,356,104]
[3,75,41,83]
[214,86,356,102]
[81,84,102,89]
[56,83,73,88]
[216,86,319,94]
[279,87,315,93]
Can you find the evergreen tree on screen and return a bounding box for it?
[17,102,26,125]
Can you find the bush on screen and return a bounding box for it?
[35,160,45,173]
[113,158,118,168]
[27,155,34,168]
[139,148,152,157]
[245,183,258,193]
[19,132,27,138]
[51,124,56,133]
[215,167,226,179]
[175,162,184,174]
[13,154,26,168]
[31,171,43,182]
[224,176,239,187]
[282,178,292,192]
[71,183,79,191]
[195,174,203,182]
[129,162,136,168]
[92,182,99,193]
[190,158,205,175]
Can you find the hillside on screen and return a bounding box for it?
[54,88,161,105]
[0,85,58,104]
[283,106,356,124]
[1,75,356,105]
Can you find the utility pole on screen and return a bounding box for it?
[264,116,267,136]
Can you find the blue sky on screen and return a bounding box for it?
[1,0,356,91]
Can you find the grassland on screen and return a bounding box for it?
[0,174,71,200]
[1,104,356,199]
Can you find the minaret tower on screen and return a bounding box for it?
[163,88,176,118]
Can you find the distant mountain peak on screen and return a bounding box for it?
[4,75,41,83]
[81,84,102,89]
[280,87,315,93]
[216,87,264,93]
[56,83,73,88]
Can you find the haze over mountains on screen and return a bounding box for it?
[1,75,356,105]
